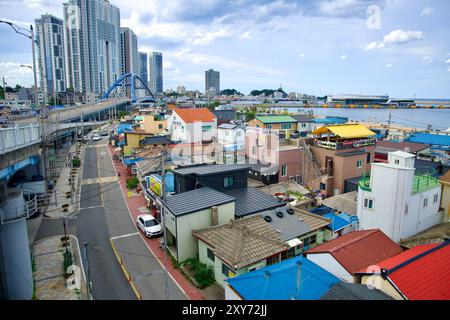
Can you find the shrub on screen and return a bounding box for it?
[72,157,81,168]
[63,247,73,278]
[126,176,139,189]
[184,258,215,289]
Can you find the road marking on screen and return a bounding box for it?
[110,232,139,240]
[79,205,104,210]
[106,145,188,298]
[110,238,142,300]
[82,176,118,185]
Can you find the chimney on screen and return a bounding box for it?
[211,206,218,226]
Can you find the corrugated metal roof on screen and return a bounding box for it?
[226,256,340,300]
[376,140,430,153]
[290,115,313,123]
[218,123,237,129]
[386,241,450,300]
[222,187,285,217]
[323,213,351,232]
[173,164,251,176]
[255,115,297,124]
[305,229,403,274]
[405,133,450,148]
[312,124,376,138]
[164,187,236,216]
[193,215,289,269]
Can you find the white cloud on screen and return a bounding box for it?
[384,63,393,68]
[365,41,385,50]
[445,59,450,64]
[366,29,425,52]
[299,53,306,58]
[0,62,34,87]
[422,56,432,63]
[383,29,425,44]
[189,28,233,46]
[340,54,347,59]
[420,7,433,16]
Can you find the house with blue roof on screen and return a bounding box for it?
[405,133,450,151]
[225,255,340,300]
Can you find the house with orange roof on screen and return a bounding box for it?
[168,108,217,144]
[355,240,450,300]
[303,229,403,283]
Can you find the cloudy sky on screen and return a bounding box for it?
[1,0,449,98]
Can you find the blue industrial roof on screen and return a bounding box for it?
[323,213,351,232]
[338,212,359,223]
[313,117,348,124]
[226,255,340,300]
[117,123,134,134]
[405,133,450,150]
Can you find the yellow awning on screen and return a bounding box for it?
[312,124,376,138]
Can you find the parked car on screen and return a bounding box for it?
[101,131,108,137]
[136,214,162,238]
[92,134,101,141]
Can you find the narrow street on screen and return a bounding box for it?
[35,128,186,300]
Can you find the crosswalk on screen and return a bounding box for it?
[82,176,118,185]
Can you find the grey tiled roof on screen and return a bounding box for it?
[192,215,289,269]
[222,187,285,217]
[174,164,251,176]
[320,282,393,300]
[164,187,236,216]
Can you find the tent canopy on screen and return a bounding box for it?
[312,124,376,139]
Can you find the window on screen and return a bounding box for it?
[423,197,428,207]
[224,176,234,187]
[158,124,163,129]
[356,160,363,168]
[395,159,400,165]
[281,247,295,261]
[281,124,291,129]
[267,124,272,129]
[222,263,233,276]
[202,125,212,132]
[404,204,408,216]
[207,248,215,261]
[364,198,374,209]
[433,194,439,203]
[252,146,257,155]
[301,123,306,128]
[281,165,287,177]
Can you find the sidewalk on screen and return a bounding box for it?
[33,235,88,300]
[107,145,207,300]
[44,142,84,219]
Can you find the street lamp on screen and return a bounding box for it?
[0,20,40,111]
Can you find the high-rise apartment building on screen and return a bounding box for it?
[63,0,121,97]
[120,27,139,76]
[35,14,67,99]
[205,69,220,96]
[138,51,148,83]
[148,51,163,95]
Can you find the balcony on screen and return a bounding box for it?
[359,174,439,194]
[314,137,376,150]
[412,174,440,194]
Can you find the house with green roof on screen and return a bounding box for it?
[248,115,297,135]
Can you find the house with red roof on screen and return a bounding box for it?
[168,108,217,144]
[304,229,403,283]
[355,240,450,300]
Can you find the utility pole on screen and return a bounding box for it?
[160,152,169,300]
[83,241,91,299]
[387,109,392,137]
